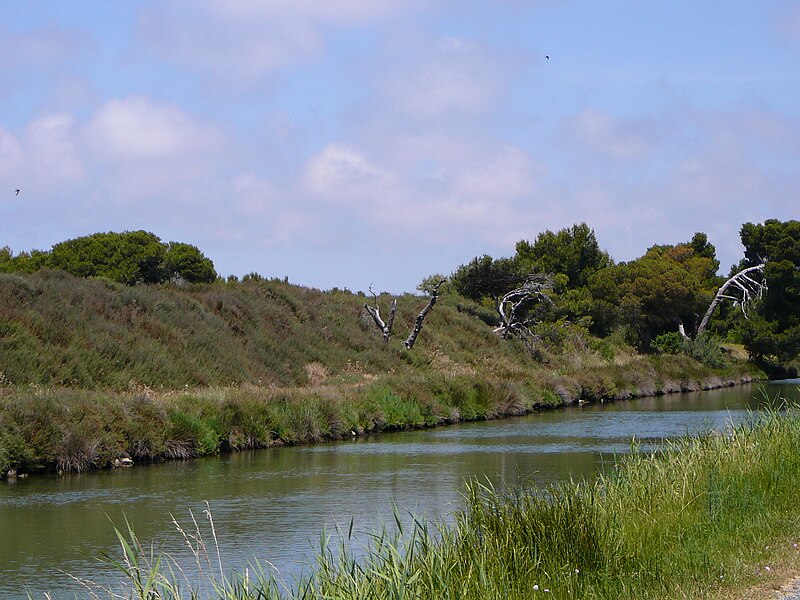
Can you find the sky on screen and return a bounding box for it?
[1,1,799,293]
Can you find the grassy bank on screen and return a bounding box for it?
[0,359,761,477]
[0,270,764,476]
[86,406,800,599]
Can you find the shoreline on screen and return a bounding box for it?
[2,367,765,481]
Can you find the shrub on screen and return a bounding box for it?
[653,332,684,355]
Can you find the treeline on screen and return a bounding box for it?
[0,227,772,475]
[0,230,217,285]
[440,220,800,368]
[1,221,797,374]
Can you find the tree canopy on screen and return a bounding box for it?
[0,231,217,285]
[737,220,800,363]
[588,243,715,348]
[514,223,611,289]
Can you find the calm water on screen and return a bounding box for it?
[2,381,799,598]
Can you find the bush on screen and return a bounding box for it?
[653,332,684,355]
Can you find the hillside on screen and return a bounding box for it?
[0,269,764,475]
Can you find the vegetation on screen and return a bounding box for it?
[737,220,800,365]
[0,230,217,285]
[3,219,800,476]
[450,220,800,364]
[87,406,800,599]
[0,268,761,475]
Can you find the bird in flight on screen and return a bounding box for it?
[15,189,20,196]
[545,55,550,60]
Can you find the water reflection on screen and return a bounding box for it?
[1,381,798,598]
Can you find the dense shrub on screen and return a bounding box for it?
[0,231,217,285]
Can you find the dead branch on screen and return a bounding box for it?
[693,263,767,338]
[404,279,446,350]
[492,273,554,339]
[364,285,397,343]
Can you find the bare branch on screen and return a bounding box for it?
[364,285,397,343]
[404,279,445,350]
[695,263,767,337]
[494,273,554,339]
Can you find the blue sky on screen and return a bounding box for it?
[1,1,799,292]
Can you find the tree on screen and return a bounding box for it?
[364,280,446,350]
[588,236,720,349]
[737,220,800,363]
[164,242,217,284]
[492,273,554,340]
[0,231,218,286]
[450,255,522,303]
[693,263,766,339]
[49,231,167,285]
[514,223,611,289]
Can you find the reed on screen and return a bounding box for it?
[83,406,800,599]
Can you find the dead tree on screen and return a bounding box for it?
[404,279,445,349]
[364,286,397,343]
[493,273,554,340]
[364,279,445,349]
[680,263,767,340]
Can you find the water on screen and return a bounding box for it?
[1,381,798,598]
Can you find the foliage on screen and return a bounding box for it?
[588,234,721,349]
[0,266,759,474]
[450,255,523,302]
[417,273,451,296]
[652,332,684,355]
[514,222,612,289]
[164,241,217,283]
[653,331,727,368]
[0,231,217,285]
[738,219,800,363]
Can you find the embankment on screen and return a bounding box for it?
[0,270,765,476]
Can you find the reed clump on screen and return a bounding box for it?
[86,407,800,599]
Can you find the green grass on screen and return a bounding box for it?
[85,407,800,599]
[0,270,765,475]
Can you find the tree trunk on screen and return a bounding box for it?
[403,280,445,349]
[364,292,397,343]
[695,263,766,338]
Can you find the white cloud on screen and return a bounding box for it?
[138,0,423,83]
[565,109,657,160]
[451,146,544,201]
[82,96,226,163]
[231,172,277,217]
[25,113,86,184]
[0,127,22,177]
[0,27,88,71]
[304,143,395,202]
[380,35,503,121]
[205,0,413,23]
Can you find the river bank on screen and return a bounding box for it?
[1,352,764,479]
[79,405,800,600]
[0,269,772,479]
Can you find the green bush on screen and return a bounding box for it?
[653,331,684,355]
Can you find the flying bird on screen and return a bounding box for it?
[15,189,20,196]
[545,55,549,60]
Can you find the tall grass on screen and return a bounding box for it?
[0,270,761,391]
[84,407,800,599]
[0,269,765,475]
